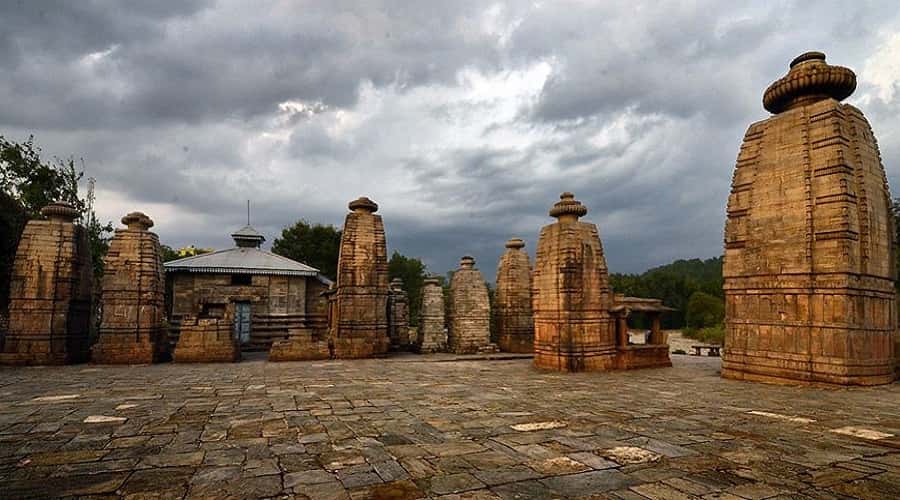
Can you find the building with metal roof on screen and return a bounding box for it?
[165,226,332,354]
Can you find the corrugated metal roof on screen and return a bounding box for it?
[164,247,333,284]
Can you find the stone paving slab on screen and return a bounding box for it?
[0,356,898,499]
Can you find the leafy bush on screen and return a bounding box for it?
[682,323,725,345]
[685,291,725,329]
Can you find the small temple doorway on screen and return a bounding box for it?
[233,301,252,346]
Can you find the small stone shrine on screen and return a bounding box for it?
[330,197,390,358]
[0,202,93,365]
[173,305,240,363]
[448,256,497,354]
[388,277,410,350]
[495,238,534,353]
[416,277,447,353]
[532,193,616,371]
[722,52,897,386]
[92,212,167,364]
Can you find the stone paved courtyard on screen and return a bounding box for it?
[1,355,898,499]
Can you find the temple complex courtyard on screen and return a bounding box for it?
[0,355,897,499]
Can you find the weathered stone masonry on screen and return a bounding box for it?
[722,52,897,386]
[92,212,167,364]
[495,238,534,353]
[448,256,497,354]
[416,277,447,353]
[0,202,93,365]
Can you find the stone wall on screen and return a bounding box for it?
[388,278,410,350]
[0,203,93,365]
[448,256,496,354]
[168,272,325,351]
[93,212,167,364]
[331,197,390,358]
[495,238,534,353]
[173,312,240,363]
[722,52,896,386]
[416,277,446,353]
[532,193,616,372]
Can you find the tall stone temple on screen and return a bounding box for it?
[330,197,390,358]
[388,277,410,350]
[0,202,93,365]
[532,193,617,371]
[722,52,897,386]
[448,256,497,354]
[92,212,167,364]
[416,276,447,353]
[495,238,534,353]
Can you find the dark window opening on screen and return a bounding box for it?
[231,274,252,286]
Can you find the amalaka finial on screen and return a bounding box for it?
[348,196,378,213]
[459,256,476,269]
[549,192,587,220]
[763,51,856,114]
[121,212,154,230]
[40,201,80,223]
[505,238,525,249]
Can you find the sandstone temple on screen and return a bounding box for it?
[495,238,534,353]
[723,52,897,386]
[0,202,93,365]
[92,212,166,364]
[448,256,498,354]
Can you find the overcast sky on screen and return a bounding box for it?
[3,1,900,280]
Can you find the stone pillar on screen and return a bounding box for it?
[92,212,167,364]
[416,277,446,353]
[388,277,410,349]
[495,238,534,353]
[722,52,896,386]
[650,314,662,345]
[0,202,93,365]
[448,257,496,354]
[331,197,390,358]
[616,314,629,348]
[532,193,616,372]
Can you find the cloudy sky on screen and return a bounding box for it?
[3,1,900,280]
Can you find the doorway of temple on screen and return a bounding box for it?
[233,301,252,347]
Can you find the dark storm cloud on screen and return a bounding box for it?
[2,0,899,281]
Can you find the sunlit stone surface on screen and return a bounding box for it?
[722,52,897,386]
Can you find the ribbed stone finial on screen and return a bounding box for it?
[459,256,476,269]
[763,51,856,114]
[549,192,588,220]
[121,211,154,230]
[40,201,80,222]
[390,277,404,291]
[505,238,525,249]
[348,196,378,213]
[423,275,441,286]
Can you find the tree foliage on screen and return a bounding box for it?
[387,251,428,326]
[271,220,342,280]
[609,257,723,328]
[685,291,725,329]
[160,244,214,262]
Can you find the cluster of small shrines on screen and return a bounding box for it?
[0,52,898,386]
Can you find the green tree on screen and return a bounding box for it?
[0,191,27,309]
[160,244,213,262]
[685,291,725,329]
[271,220,342,280]
[388,251,428,326]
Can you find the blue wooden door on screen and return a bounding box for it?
[234,302,251,345]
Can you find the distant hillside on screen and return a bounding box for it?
[610,257,723,328]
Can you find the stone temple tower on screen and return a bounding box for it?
[532,193,616,372]
[448,256,496,354]
[0,202,93,365]
[722,52,896,386]
[416,276,447,353]
[92,212,167,364]
[495,238,534,353]
[331,196,390,358]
